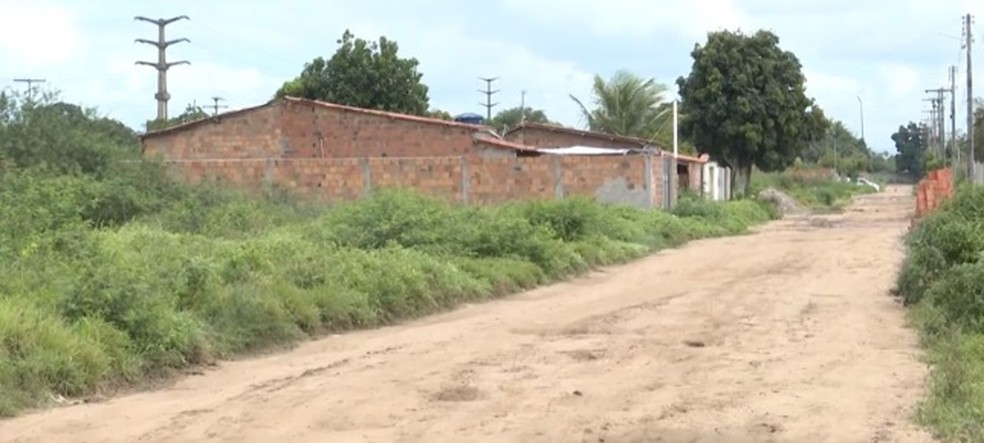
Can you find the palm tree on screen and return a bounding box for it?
[570,70,672,141]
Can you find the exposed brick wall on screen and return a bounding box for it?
[914,168,953,224]
[505,126,643,149]
[278,100,479,159]
[142,105,282,160]
[164,154,668,208]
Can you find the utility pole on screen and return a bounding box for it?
[963,13,975,181]
[951,66,959,170]
[478,76,499,122]
[135,15,191,122]
[13,78,45,102]
[519,90,526,124]
[207,96,228,116]
[927,87,951,162]
[923,98,941,157]
[856,95,865,143]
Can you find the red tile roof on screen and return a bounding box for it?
[472,135,539,152]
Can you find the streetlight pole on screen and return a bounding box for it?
[856,95,865,144]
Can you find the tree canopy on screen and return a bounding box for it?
[487,106,551,132]
[1,90,141,176]
[891,121,929,177]
[276,29,430,116]
[676,29,828,195]
[570,70,671,140]
[801,119,883,177]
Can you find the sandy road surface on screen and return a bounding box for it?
[1,185,934,443]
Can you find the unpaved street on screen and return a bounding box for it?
[1,186,934,443]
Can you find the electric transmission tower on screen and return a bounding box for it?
[478,77,499,121]
[135,15,191,122]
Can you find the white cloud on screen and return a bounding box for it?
[499,0,748,39]
[877,63,922,100]
[0,1,83,67]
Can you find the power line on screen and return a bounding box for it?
[135,15,191,122]
[478,76,499,122]
[13,78,45,102]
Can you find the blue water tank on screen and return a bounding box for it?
[453,113,484,125]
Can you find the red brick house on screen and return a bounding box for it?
[504,122,708,193]
[140,96,529,161]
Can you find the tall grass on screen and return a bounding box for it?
[895,183,984,441]
[0,173,779,417]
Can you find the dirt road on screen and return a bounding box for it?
[1,185,934,443]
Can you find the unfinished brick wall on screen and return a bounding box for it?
[165,154,668,208]
[278,99,483,159]
[142,105,282,160]
[505,126,643,149]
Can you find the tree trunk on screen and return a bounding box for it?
[731,162,753,198]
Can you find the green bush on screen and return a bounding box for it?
[895,184,984,440]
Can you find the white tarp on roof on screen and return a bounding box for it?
[534,146,637,156]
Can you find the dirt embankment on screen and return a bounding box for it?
[0,186,933,443]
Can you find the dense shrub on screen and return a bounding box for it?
[895,182,984,440]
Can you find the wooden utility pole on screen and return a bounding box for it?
[963,13,975,180]
[478,77,499,122]
[135,15,190,122]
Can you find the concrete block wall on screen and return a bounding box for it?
[165,154,668,209]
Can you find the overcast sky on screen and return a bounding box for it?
[1,0,982,154]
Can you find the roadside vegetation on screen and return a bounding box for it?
[750,168,878,210]
[896,180,984,442]
[0,93,782,417]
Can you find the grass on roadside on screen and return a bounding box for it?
[750,169,877,210]
[0,174,779,417]
[895,183,984,442]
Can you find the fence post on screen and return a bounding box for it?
[553,155,564,199]
[460,156,470,204]
[360,157,372,197]
[644,154,654,208]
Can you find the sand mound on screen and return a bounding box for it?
[757,187,806,216]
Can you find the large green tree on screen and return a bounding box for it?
[676,29,828,195]
[276,30,430,116]
[487,106,551,132]
[570,70,671,140]
[891,121,929,177]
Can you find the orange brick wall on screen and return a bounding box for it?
[142,106,282,160]
[914,168,954,223]
[164,154,667,208]
[278,100,479,159]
